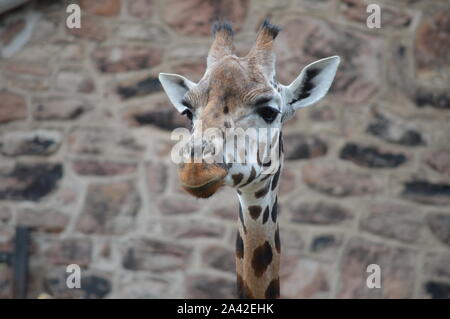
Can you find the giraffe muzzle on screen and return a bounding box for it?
[178,163,228,198]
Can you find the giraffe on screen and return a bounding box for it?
[159,20,340,299]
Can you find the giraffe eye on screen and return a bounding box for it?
[256,106,280,124]
[181,109,193,122]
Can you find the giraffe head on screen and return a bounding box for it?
[159,20,340,198]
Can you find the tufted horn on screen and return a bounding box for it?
[246,19,281,78]
[207,21,236,67]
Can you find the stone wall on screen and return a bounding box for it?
[0,0,449,299]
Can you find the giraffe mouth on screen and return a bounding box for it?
[181,178,225,198]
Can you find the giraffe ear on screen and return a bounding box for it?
[159,73,197,113]
[286,56,340,110]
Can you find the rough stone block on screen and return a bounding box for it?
[302,164,380,197]
[0,163,63,201]
[0,130,63,156]
[0,91,27,123]
[338,238,417,298]
[77,181,141,234]
[122,238,192,272]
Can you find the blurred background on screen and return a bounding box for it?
[0,0,449,299]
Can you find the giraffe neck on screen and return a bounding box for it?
[235,165,282,299]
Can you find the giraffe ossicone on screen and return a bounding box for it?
[159,20,340,299]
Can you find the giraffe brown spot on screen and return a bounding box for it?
[271,165,281,191]
[251,241,273,277]
[262,206,270,224]
[240,166,256,188]
[232,173,244,186]
[271,197,278,223]
[236,231,244,259]
[248,205,262,220]
[255,181,270,198]
[274,226,280,254]
[237,273,255,299]
[265,277,280,299]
